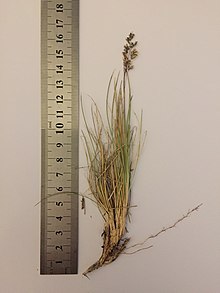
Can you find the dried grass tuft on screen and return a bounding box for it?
[82,33,143,275]
[81,33,202,277]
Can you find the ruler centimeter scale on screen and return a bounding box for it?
[41,0,79,274]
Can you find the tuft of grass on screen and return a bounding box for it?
[82,33,145,275]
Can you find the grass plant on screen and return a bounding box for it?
[81,33,202,276]
[82,33,143,275]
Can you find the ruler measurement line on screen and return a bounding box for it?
[48,83,72,87]
[48,99,72,101]
[47,39,72,41]
[47,260,73,262]
[48,201,71,203]
[48,23,72,25]
[48,114,72,116]
[46,128,72,131]
[47,142,71,145]
[41,0,79,275]
[47,215,71,218]
[48,69,72,71]
[47,159,71,160]
[47,8,72,11]
[47,230,71,232]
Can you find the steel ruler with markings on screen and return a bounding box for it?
[41,0,79,274]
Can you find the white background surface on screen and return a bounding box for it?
[1,0,220,292]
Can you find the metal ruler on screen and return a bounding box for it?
[41,0,79,274]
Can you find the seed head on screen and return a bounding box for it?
[123,33,138,73]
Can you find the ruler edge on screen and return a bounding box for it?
[70,0,79,274]
[40,0,48,275]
